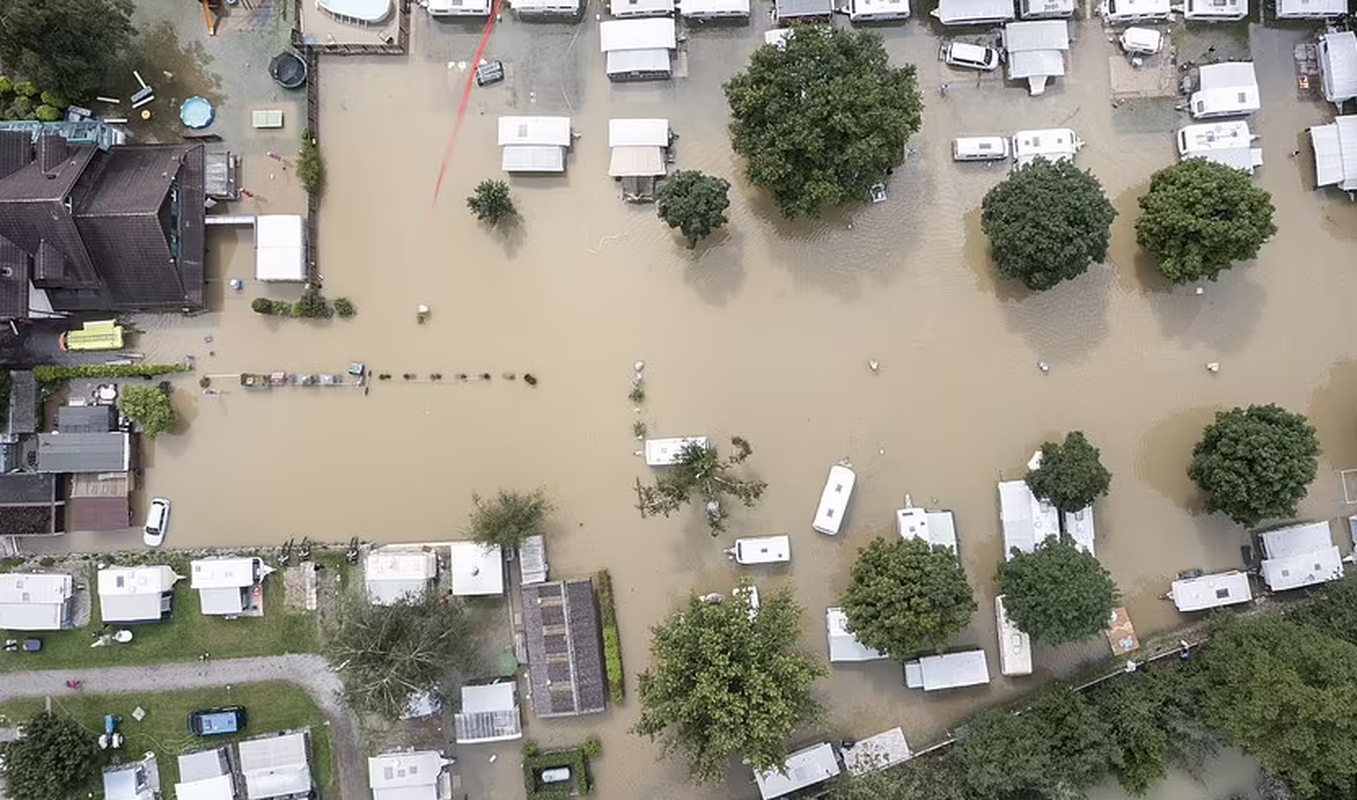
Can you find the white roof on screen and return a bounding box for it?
[513,0,581,9]
[1185,0,1246,16]
[1191,62,1260,116]
[679,0,749,13]
[609,119,670,148]
[932,0,1014,21]
[238,732,311,800]
[1310,117,1357,190]
[178,748,232,783]
[1022,0,1075,15]
[904,650,991,690]
[1187,149,1264,173]
[462,682,516,714]
[1121,27,1162,51]
[99,566,179,597]
[1178,121,1255,154]
[255,215,305,282]
[812,464,856,535]
[0,572,72,605]
[732,535,791,564]
[366,550,437,605]
[174,775,235,800]
[826,607,887,662]
[497,116,571,147]
[1171,571,1253,612]
[103,762,155,800]
[1277,0,1345,16]
[995,595,1033,676]
[199,587,247,615]
[1009,50,1065,81]
[1321,32,1357,104]
[842,727,911,775]
[449,541,504,596]
[1261,547,1344,591]
[429,0,493,13]
[191,558,259,589]
[1061,506,1095,556]
[599,17,677,52]
[849,0,910,16]
[368,751,448,798]
[998,480,1059,559]
[1102,0,1171,17]
[1004,19,1069,51]
[643,436,707,465]
[609,146,665,177]
[1261,521,1334,558]
[1012,128,1082,167]
[518,534,548,585]
[606,48,672,76]
[612,0,675,12]
[894,507,958,552]
[755,742,840,800]
[501,145,565,174]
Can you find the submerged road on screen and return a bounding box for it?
[0,655,365,800]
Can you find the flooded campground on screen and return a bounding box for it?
[82,1,1357,797]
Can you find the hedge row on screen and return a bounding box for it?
[596,569,624,705]
[522,747,591,799]
[33,364,188,384]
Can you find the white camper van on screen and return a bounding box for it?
[725,536,791,565]
[1183,0,1246,21]
[643,436,709,466]
[1098,0,1171,23]
[1169,571,1253,612]
[953,136,1010,161]
[1190,62,1260,119]
[1177,120,1263,173]
[1012,128,1084,168]
[812,464,855,535]
[995,595,1033,676]
[903,650,991,691]
[1119,26,1163,54]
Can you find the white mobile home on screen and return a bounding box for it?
[1061,505,1095,556]
[1319,31,1357,110]
[1170,570,1252,612]
[98,565,181,624]
[600,18,676,81]
[1003,20,1069,95]
[1276,0,1345,17]
[1190,62,1260,119]
[610,0,675,17]
[678,0,749,18]
[826,607,887,662]
[643,435,707,466]
[1183,0,1246,21]
[848,0,910,20]
[904,650,991,691]
[190,557,271,617]
[429,0,491,16]
[1259,521,1344,592]
[1019,0,1073,18]
[1011,128,1084,168]
[812,464,856,535]
[0,573,74,631]
[1311,114,1357,194]
[842,727,911,775]
[997,479,1060,558]
[511,0,582,17]
[931,0,1014,23]
[774,0,833,22]
[726,535,791,564]
[449,541,504,596]
[995,595,1032,676]
[895,505,959,554]
[1177,121,1263,173]
[498,116,572,174]
[1098,0,1170,23]
[365,548,437,605]
[369,751,453,800]
[755,742,840,800]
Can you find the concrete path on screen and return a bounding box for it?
[0,655,365,800]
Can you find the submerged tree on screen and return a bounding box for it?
[467,179,516,225]
[980,158,1117,291]
[840,537,976,660]
[634,437,767,536]
[119,383,176,437]
[1188,404,1319,527]
[1025,430,1112,513]
[825,755,969,800]
[467,488,552,549]
[634,587,826,783]
[656,170,731,248]
[724,27,922,218]
[0,711,99,800]
[0,0,135,102]
[995,536,1119,644]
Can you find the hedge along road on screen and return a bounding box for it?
[0,655,366,800]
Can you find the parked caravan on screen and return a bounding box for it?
[1019,0,1073,17]
[931,0,1015,25]
[903,650,991,691]
[812,464,855,535]
[1098,0,1170,23]
[895,503,959,554]
[725,536,791,565]
[848,0,910,20]
[643,436,708,466]
[1258,521,1343,592]
[1177,120,1263,173]
[827,607,887,662]
[1183,0,1246,20]
[1190,62,1260,119]
[754,743,840,800]
[679,0,750,16]
[1169,571,1252,612]
[1011,128,1084,168]
[842,727,912,775]
[995,595,1033,676]
[610,0,675,16]
[953,135,1010,161]
[1275,0,1345,18]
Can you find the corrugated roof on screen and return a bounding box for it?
[1320,31,1357,104]
[1004,19,1069,51]
[35,432,130,473]
[521,578,606,717]
[57,404,117,434]
[1312,121,1347,188]
[68,496,130,531]
[238,731,312,800]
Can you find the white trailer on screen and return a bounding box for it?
[1170,571,1253,612]
[1190,62,1260,119]
[995,595,1033,676]
[726,536,791,565]
[895,505,959,554]
[812,464,856,535]
[903,650,990,691]
[1012,128,1084,169]
[643,436,708,466]
[754,742,840,800]
[826,607,887,663]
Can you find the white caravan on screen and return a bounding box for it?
[725,536,791,565]
[812,464,855,535]
[1169,571,1253,612]
[903,650,991,691]
[643,436,708,466]
[1012,128,1084,168]
[995,595,1033,676]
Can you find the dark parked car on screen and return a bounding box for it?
[188,706,247,736]
[4,639,41,652]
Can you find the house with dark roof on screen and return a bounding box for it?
[0,472,63,535]
[5,370,36,437]
[35,431,131,473]
[56,404,117,434]
[0,129,206,321]
[521,578,607,718]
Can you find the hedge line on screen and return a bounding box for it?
[596,569,624,705]
[522,747,591,799]
[33,364,188,384]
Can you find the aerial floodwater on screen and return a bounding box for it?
[132,7,1355,799]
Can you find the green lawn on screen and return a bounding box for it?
[0,682,335,799]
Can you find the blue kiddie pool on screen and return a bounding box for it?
[180,96,214,129]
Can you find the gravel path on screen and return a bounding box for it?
[0,655,365,800]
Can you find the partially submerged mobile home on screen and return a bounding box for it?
[826,607,887,663]
[995,595,1033,676]
[511,0,581,17]
[600,18,677,81]
[931,0,1014,25]
[1061,505,1095,556]
[847,0,911,20]
[1276,0,1345,17]
[678,0,749,17]
[609,0,675,16]
[1003,20,1070,96]
[1169,571,1252,612]
[1311,114,1357,194]
[1190,62,1260,119]
[998,479,1060,559]
[903,650,991,691]
[726,535,791,564]
[498,116,572,173]
[842,727,912,775]
[812,464,855,535]
[895,504,959,554]
[643,435,707,466]
[754,742,840,800]
[1177,121,1263,174]
[1258,521,1344,592]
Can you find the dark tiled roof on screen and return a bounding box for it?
[7,370,35,434]
[0,142,100,289]
[0,238,28,320]
[0,506,53,535]
[67,496,129,531]
[521,578,607,718]
[57,404,116,434]
[35,432,129,473]
[0,131,33,181]
[0,472,56,504]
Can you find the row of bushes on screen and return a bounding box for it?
[596,569,625,705]
[251,291,355,320]
[32,364,187,385]
[0,78,66,122]
[299,131,323,197]
[522,746,592,799]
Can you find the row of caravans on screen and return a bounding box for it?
[953,128,1086,166]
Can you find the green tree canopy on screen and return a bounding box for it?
[1288,576,1357,647]
[1086,674,1173,794]
[634,437,767,536]
[119,383,176,437]
[656,170,731,248]
[327,592,475,718]
[840,537,976,660]
[1135,158,1277,284]
[996,536,1119,644]
[468,488,552,549]
[467,179,516,225]
[1187,404,1319,527]
[1200,617,1357,798]
[0,711,99,800]
[634,587,826,783]
[724,27,922,218]
[825,755,968,800]
[1026,430,1112,513]
[0,0,135,102]
[980,158,1116,291]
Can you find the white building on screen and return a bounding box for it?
[1177,121,1263,174]
[237,731,312,800]
[826,607,887,662]
[1311,114,1357,194]
[599,18,676,82]
[1319,31,1357,110]
[449,541,504,596]
[103,756,159,800]
[610,0,674,17]
[498,116,572,174]
[842,727,911,775]
[1011,128,1084,168]
[175,747,236,800]
[368,751,453,800]
[997,480,1060,559]
[1276,0,1345,17]
[609,118,670,180]
[454,683,523,743]
[678,0,749,18]
[1183,0,1246,21]
[1098,0,1170,23]
[1019,0,1073,18]
[1190,62,1260,119]
[255,215,306,282]
[0,572,74,630]
[190,557,271,617]
[755,742,840,800]
[365,548,438,605]
[1170,571,1253,612]
[98,565,182,624]
[847,0,910,21]
[931,0,1014,23]
[429,0,492,15]
[1003,20,1070,96]
[1259,521,1344,592]
[511,0,581,17]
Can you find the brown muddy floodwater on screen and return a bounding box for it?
[126,8,1357,799]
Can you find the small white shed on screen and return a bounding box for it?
[755,742,840,800]
[678,0,749,17]
[600,18,676,81]
[1312,114,1357,194]
[255,215,306,282]
[1184,0,1247,21]
[1319,31,1357,109]
[826,607,887,663]
[1190,62,1260,119]
[449,541,504,596]
[1170,571,1253,612]
[498,116,572,174]
[1177,121,1263,174]
[1276,0,1345,16]
[1259,521,1344,592]
[1003,20,1069,96]
[842,727,911,775]
[903,650,991,691]
[931,0,1014,24]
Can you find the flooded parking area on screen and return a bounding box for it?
[110,3,1357,797]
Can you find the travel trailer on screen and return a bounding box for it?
[1098,0,1171,23]
[1168,571,1253,612]
[812,464,855,535]
[725,536,791,565]
[1011,128,1084,168]
[903,650,991,691]
[953,136,1010,161]
[1177,121,1263,174]
[643,436,709,466]
[1189,62,1260,119]
[995,595,1033,676]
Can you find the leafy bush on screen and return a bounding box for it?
[583,736,601,758]
[32,104,59,122]
[8,96,32,118]
[294,288,332,319]
[0,77,14,96]
[272,300,294,316]
[13,81,36,97]
[522,739,539,757]
[298,131,324,196]
[467,179,516,225]
[38,90,66,108]
[119,383,176,437]
[251,297,275,314]
[33,364,187,385]
[596,569,625,704]
[333,297,356,318]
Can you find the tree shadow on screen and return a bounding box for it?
[1308,360,1357,474]
[498,215,527,260]
[1135,406,1221,514]
[679,227,746,306]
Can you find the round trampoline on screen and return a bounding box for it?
[179,96,214,129]
[269,51,308,90]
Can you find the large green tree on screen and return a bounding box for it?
[466,179,516,225]
[467,488,551,549]
[634,437,767,536]
[1289,576,1357,647]
[826,755,968,800]
[1188,404,1319,527]
[840,537,976,660]
[119,383,176,437]
[634,587,826,783]
[0,711,99,800]
[0,0,135,102]
[980,158,1116,291]
[656,170,731,248]
[1135,158,1277,284]
[1026,430,1112,513]
[1087,674,1173,794]
[1200,617,1357,798]
[996,536,1119,644]
[724,27,922,218]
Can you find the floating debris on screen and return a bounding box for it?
[868,359,879,373]
[502,372,517,380]
[634,360,645,372]
[524,373,538,386]
[1206,362,1220,373]
[1038,361,1050,373]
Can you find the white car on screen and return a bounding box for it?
[143,498,170,547]
[944,41,1001,71]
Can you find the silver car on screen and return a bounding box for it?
[944,41,1001,71]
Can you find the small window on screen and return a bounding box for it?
[1214,587,1229,599]
[1237,92,1247,102]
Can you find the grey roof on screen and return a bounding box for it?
[774,0,832,15]
[0,472,55,504]
[0,241,28,321]
[237,731,313,800]
[521,578,606,718]
[57,404,117,434]
[35,432,129,473]
[178,747,233,783]
[7,371,36,434]
[100,590,171,623]
[200,586,247,615]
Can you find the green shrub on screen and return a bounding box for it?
[13,81,37,98]
[39,91,66,109]
[0,78,13,97]
[596,569,625,704]
[582,736,601,758]
[33,104,59,122]
[294,288,332,319]
[32,364,187,386]
[333,297,355,318]
[251,297,275,314]
[522,739,539,757]
[272,300,294,316]
[298,131,324,196]
[8,96,32,118]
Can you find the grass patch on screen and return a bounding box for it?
[523,747,592,799]
[596,570,624,705]
[0,681,335,798]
